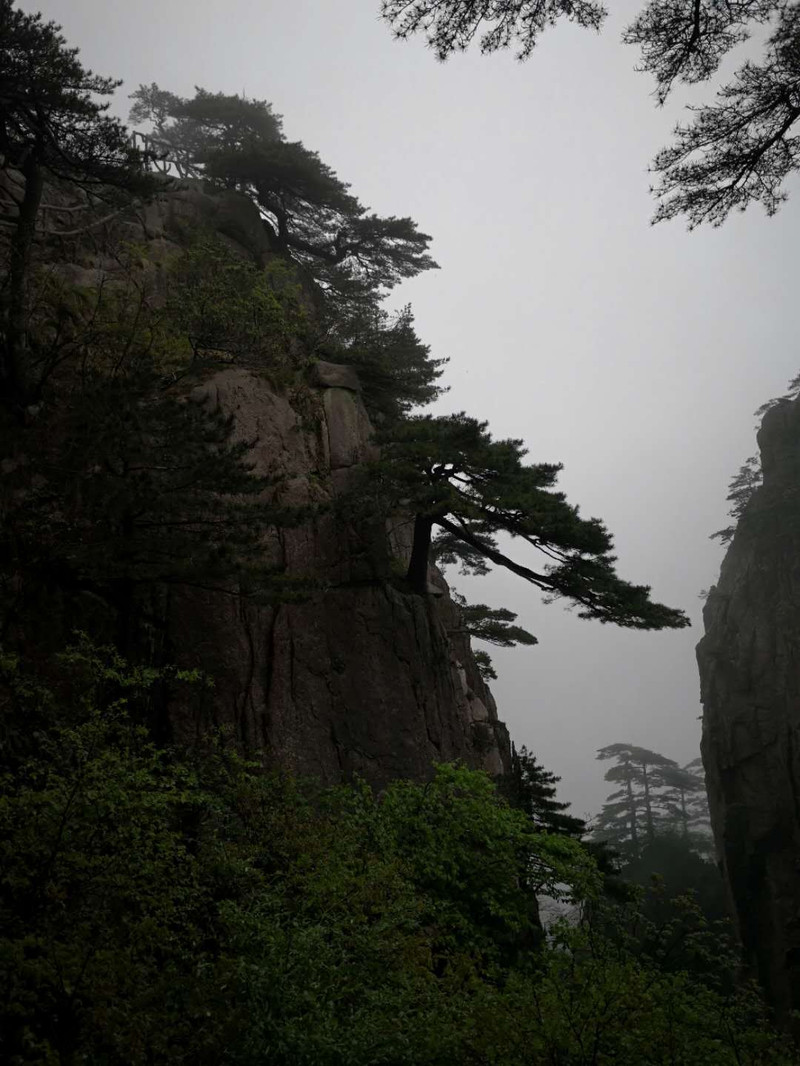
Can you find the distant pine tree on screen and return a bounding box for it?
[592,743,681,857]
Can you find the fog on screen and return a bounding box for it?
[25,0,800,820]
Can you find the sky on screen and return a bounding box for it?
[23,0,800,820]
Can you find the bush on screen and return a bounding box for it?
[0,644,791,1064]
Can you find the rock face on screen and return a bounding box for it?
[9,175,511,788]
[698,395,800,1024]
[165,363,511,787]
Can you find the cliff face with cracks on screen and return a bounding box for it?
[165,360,511,786]
[113,184,511,786]
[698,395,800,1024]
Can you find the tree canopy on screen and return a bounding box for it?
[501,743,587,837]
[0,642,789,1065]
[0,1,158,406]
[128,84,437,305]
[592,742,711,857]
[381,0,800,227]
[376,411,689,629]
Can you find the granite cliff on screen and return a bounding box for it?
[164,358,511,785]
[2,176,511,787]
[698,394,800,1024]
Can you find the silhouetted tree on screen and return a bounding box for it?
[375,412,689,630]
[381,0,605,60]
[710,454,762,544]
[128,85,437,304]
[450,594,537,681]
[502,744,586,837]
[593,743,681,856]
[659,758,713,852]
[323,304,446,420]
[0,1,158,407]
[381,0,800,227]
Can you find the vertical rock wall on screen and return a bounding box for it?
[8,175,512,789]
[166,364,511,787]
[698,395,800,1024]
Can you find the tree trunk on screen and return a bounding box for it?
[624,763,639,854]
[3,153,44,406]
[641,761,655,843]
[406,514,434,594]
[679,788,689,839]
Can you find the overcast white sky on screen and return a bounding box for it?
[24,0,800,818]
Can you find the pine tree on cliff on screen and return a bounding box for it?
[0,238,299,646]
[0,1,159,408]
[376,412,689,630]
[128,85,437,306]
[381,0,800,228]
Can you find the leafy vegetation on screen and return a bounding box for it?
[0,9,771,1059]
[0,643,791,1065]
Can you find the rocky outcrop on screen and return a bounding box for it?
[164,363,510,787]
[6,173,510,788]
[698,395,800,1024]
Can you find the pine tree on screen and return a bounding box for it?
[381,0,800,228]
[322,304,447,421]
[710,455,762,545]
[502,744,586,838]
[659,758,714,854]
[128,85,437,306]
[0,1,159,407]
[592,743,680,856]
[450,594,537,682]
[375,412,689,630]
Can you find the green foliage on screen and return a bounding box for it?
[489,895,793,1065]
[128,85,437,306]
[0,239,306,641]
[623,835,728,923]
[0,645,789,1065]
[500,743,587,837]
[376,410,689,629]
[164,233,306,367]
[0,1,161,406]
[322,304,446,421]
